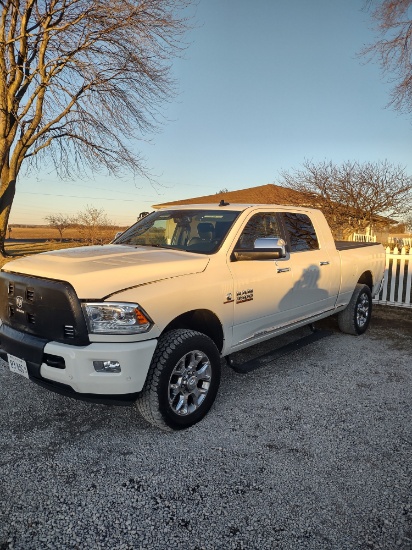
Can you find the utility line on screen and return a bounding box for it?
[18,191,161,202]
[22,181,163,198]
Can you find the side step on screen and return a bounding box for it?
[225,328,333,374]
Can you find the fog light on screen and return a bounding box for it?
[93,360,121,373]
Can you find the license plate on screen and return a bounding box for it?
[7,354,29,379]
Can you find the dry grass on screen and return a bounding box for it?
[8,226,79,240]
[8,225,127,241]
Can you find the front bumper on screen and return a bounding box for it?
[0,325,157,401]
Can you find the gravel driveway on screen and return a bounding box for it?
[0,305,411,550]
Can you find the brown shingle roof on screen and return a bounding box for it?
[152,183,395,227]
[152,184,309,209]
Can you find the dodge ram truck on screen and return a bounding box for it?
[0,203,385,430]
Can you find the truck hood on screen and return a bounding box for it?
[2,245,209,298]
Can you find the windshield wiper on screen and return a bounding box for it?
[133,243,169,249]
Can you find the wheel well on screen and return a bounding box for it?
[358,271,373,290]
[162,309,224,352]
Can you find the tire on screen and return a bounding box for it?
[338,283,372,335]
[136,329,221,431]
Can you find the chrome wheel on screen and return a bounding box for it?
[168,350,212,416]
[356,292,370,329]
[338,283,372,336]
[137,329,221,430]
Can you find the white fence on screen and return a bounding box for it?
[373,247,411,309]
[387,236,412,247]
[352,233,377,243]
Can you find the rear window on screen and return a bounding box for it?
[281,213,319,252]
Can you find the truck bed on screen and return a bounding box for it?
[335,241,382,251]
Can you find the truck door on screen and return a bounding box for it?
[279,212,339,317]
[228,212,295,347]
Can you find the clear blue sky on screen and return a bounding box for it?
[10,0,412,226]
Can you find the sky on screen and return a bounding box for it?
[9,0,412,226]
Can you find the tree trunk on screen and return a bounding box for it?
[0,177,16,258]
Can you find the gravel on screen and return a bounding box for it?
[0,305,411,550]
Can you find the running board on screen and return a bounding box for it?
[225,328,333,374]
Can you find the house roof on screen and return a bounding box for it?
[152,183,396,228]
[152,184,308,209]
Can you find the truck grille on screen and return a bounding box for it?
[27,313,36,325]
[26,288,35,302]
[0,272,89,346]
[64,325,75,339]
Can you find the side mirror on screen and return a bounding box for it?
[111,231,123,243]
[232,237,287,261]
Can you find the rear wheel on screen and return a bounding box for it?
[137,329,221,430]
[338,284,372,335]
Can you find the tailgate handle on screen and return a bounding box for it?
[277,267,291,273]
[320,261,330,266]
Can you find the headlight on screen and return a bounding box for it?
[82,302,153,334]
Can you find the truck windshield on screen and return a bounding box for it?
[113,210,241,254]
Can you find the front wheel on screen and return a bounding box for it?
[338,283,372,335]
[137,329,221,430]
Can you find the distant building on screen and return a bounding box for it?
[152,184,307,209]
[153,183,395,241]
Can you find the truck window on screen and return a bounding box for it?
[281,213,319,252]
[114,210,240,253]
[235,213,283,249]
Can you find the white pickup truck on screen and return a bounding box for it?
[0,203,385,430]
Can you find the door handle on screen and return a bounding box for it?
[277,267,291,273]
[319,261,330,266]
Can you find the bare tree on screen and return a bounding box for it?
[279,159,412,238]
[45,212,72,241]
[73,205,113,245]
[362,1,412,114]
[0,0,191,256]
[405,213,412,233]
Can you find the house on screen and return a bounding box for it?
[152,183,306,210]
[153,183,395,242]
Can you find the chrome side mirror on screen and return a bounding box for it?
[232,237,287,261]
[254,237,286,257]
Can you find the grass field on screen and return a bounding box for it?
[7,225,127,241]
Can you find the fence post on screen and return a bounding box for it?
[374,246,411,308]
